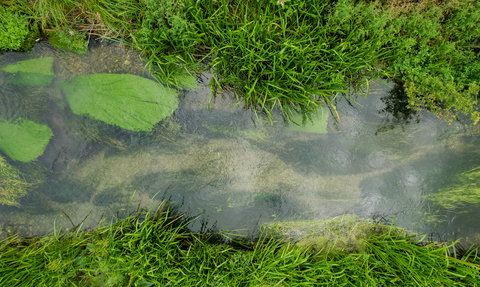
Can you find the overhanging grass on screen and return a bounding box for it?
[2,0,480,122]
[0,203,478,286]
[137,0,386,119]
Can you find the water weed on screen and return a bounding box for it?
[0,156,29,206]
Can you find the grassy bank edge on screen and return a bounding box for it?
[0,201,479,286]
[2,0,479,124]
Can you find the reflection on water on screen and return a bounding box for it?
[1,41,480,244]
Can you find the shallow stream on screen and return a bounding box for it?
[1,40,480,244]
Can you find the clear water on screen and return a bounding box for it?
[1,40,480,244]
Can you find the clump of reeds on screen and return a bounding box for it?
[0,202,478,286]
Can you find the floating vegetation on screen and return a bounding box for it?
[0,156,29,206]
[0,119,53,162]
[284,106,329,134]
[430,166,480,209]
[59,74,179,131]
[1,58,54,87]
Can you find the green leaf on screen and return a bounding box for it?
[59,74,179,131]
[284,106,329,134]
[2,57,55,86]
[0,118,54,162]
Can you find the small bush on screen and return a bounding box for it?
[0,6,37,51]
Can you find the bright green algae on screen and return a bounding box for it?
[284,106,329,134]
[0,119,53,162]
[2,58,55,86]
[59,74,179,131]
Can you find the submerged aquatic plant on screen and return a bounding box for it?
[263,214,394,254]
[59,73,179,131]
[1,57,55,86]
[48,29,88,54]
[0,118,53,162]
[284,106,329,134]
[430,166,480,209]
[0,156,29,206]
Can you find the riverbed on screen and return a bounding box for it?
[1,40,479,244]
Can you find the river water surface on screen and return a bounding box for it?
[1,41,480,244]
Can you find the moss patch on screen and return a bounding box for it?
[59,74,179,131]
[0,156,29,206]
[2,58,55,86]
[0,119,54,162]
[264,214,396,254]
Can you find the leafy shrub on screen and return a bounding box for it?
[328,0,480,123]
[0,6,37,51]
[135,0,200,86]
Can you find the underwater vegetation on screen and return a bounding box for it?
[430,166,480,210]
[59,73,179,131]
[0,156,29,206]
[0,119,53,163]
[284,106,329,134]
[48,29,88,54]
[1,57,54,87]
[263,214,396,254]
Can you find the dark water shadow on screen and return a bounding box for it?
[375,82,419,135]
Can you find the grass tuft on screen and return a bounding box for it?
[0,202,478,286]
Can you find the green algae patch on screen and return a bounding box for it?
[430,166,480,209]
[0,156,29,206]
[263,214,396,254]
[2,58,54,86]
[59,74,179,131]
[284,106,329,134]
[0,119,53,162]
[172,70,198,90]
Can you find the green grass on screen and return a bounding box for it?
[0,202,478,286]
[2,0,480,122]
